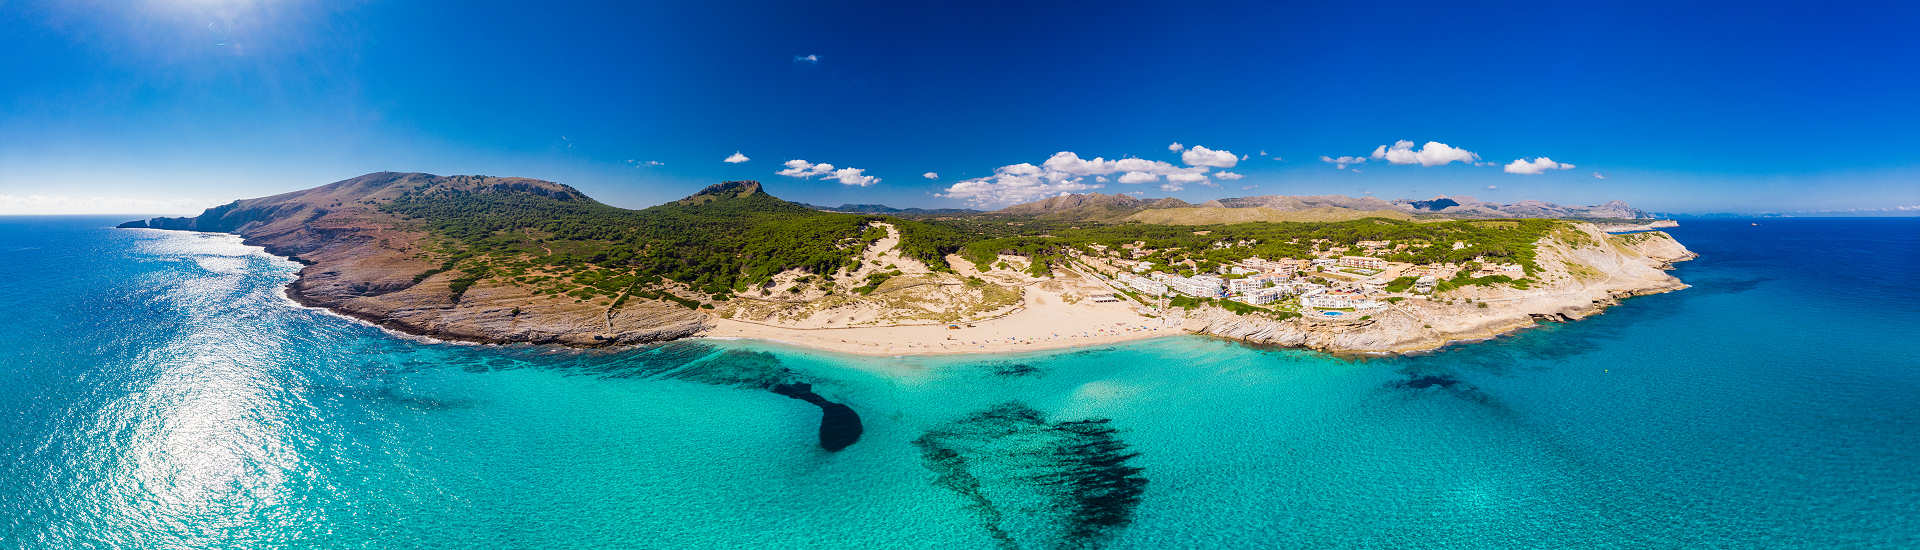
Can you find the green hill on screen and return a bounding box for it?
[378,178,882,296]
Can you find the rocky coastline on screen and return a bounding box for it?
[1182,224,1696,356]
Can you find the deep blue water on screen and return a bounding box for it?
[0,217,1915,548]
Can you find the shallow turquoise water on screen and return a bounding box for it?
[0,217,1915,548]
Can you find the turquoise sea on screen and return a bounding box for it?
[0,217,1915,548]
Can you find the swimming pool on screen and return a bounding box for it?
[1321,311,1344,317]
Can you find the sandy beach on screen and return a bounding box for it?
[704,286,1186,356]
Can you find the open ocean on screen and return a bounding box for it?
[0,216,1914,548]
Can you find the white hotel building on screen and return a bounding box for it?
[1117,273,1168,296]
[1338,256,1387,269]
[1228,277,1269,294]
[1150,272,1226,298]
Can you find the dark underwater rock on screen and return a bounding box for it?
[915,403,1146,549]
[772,382,864,452]
[1396,374,1461,389]
[606,344,863,452]
[986,362,1041,377]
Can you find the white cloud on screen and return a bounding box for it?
[646,160,664,166]
[1168,142,1184,152]
[1166,172,1209,185]
[831,167,879,187]
[1503,157,1576,175]
[939,148,1226,207]
[1369,140,1479,166]
[724,151,750,163]
[1115,157,1186,174]
[937,162,1103,207]
[922,172,939,180]
[1042,151,1118,176]
[778,159,835,178]
[1038,151,1209,182]
[1258,150,1268,156]
[1592,171,1606,180]
[1214,171,1244,180]
[1486,185,1498,190]
[1159,182,1185,192]
[794,54,819,64]
[1240,184,1258,191]
[1319,155,1366,169]
[777,159,881,186]
[0,194,221,215]
[1181,145,1238,168]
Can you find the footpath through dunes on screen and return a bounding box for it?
[706,220,1187,355]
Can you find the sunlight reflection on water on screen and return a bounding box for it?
[64,231,311,546]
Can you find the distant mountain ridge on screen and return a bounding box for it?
[993,193,1192,221]
[654,192,1644,221]
[996,192,1650,221]
[117,172,590,233]
[805,203,979,216]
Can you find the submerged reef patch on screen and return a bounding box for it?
[914,403,1147,549]
[983,361,1043,377]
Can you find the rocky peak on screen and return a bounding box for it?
[675,180,765,205]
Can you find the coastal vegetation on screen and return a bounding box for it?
[928,217,1559,275]
[381,181,883,297]
[367,178,1568,311]
[1384,276,1419,293]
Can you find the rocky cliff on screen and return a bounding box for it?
[122,172,708,346]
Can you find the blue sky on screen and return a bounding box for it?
[3,1,1917,215]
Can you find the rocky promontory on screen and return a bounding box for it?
[1184,223,1696,355]
[122,172,709,347]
